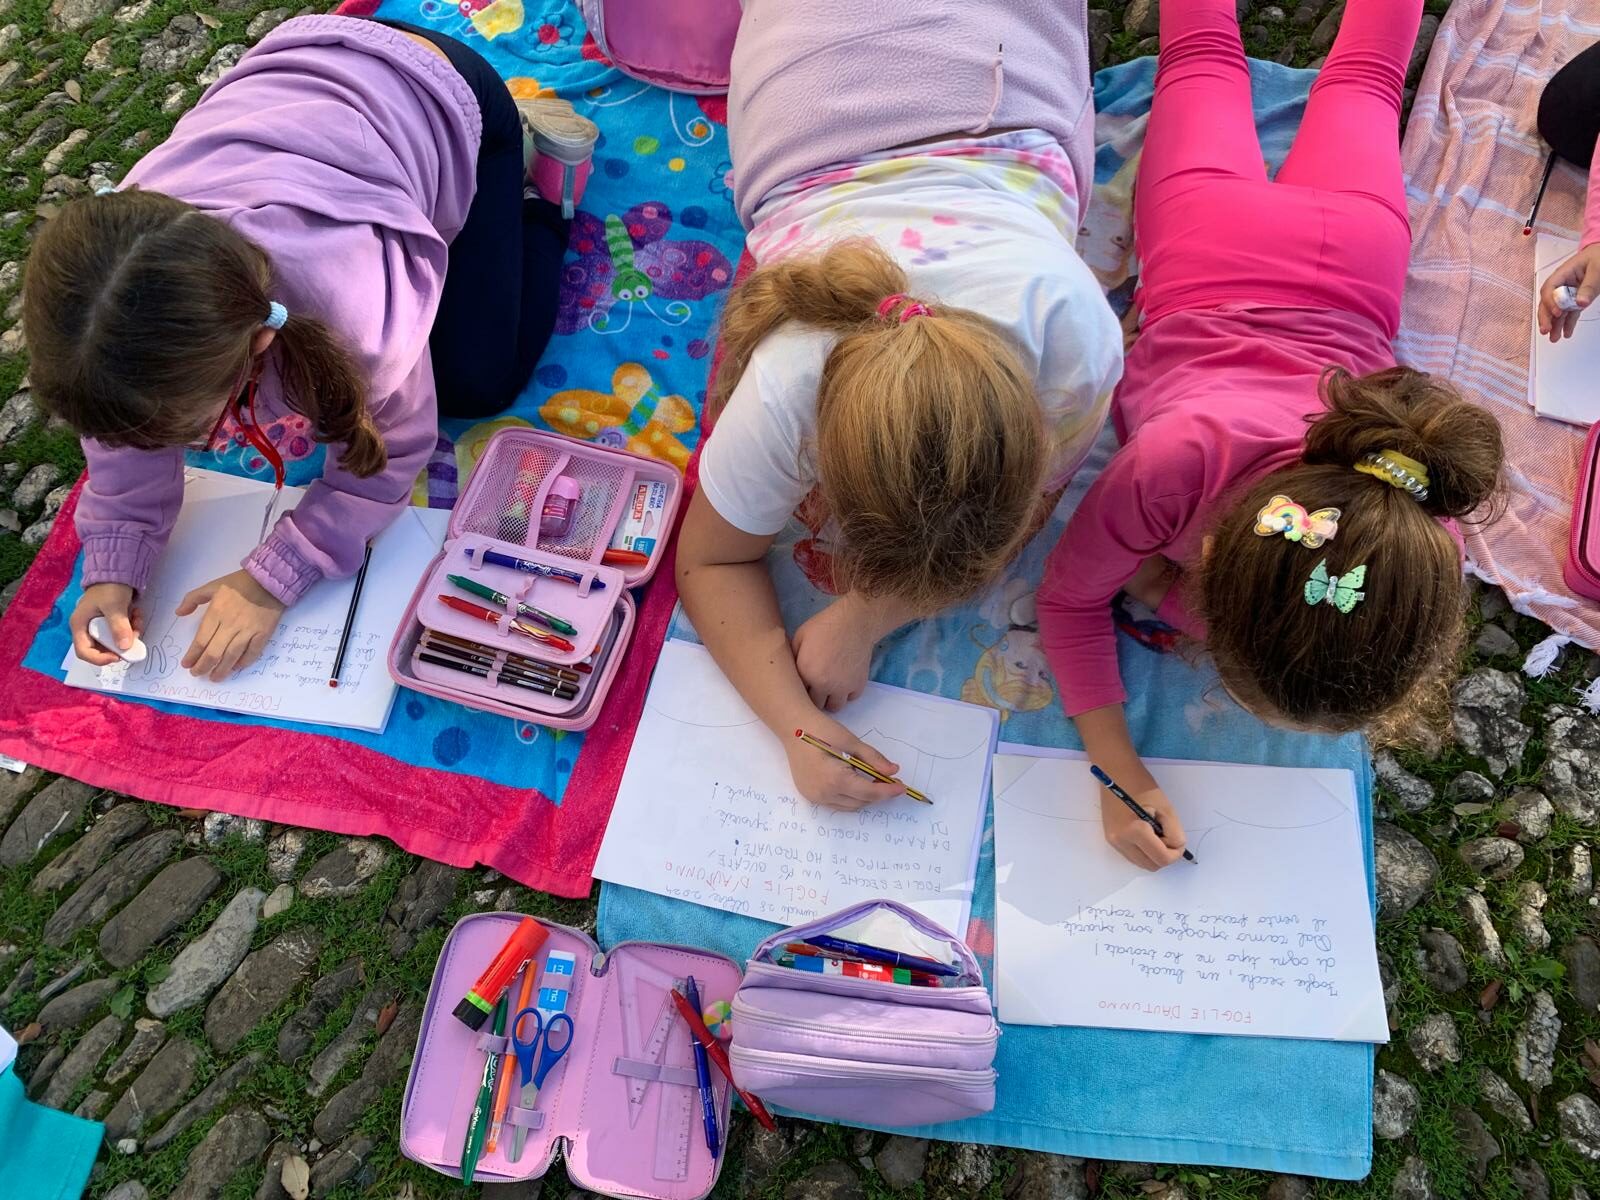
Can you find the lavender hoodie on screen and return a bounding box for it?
[77,16,481,606]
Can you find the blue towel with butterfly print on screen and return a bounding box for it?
[23,0,745,802]
[601,57,1383,1181]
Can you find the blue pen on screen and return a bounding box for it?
[803,935,961,978]
[1089,763,1197,864]
[683,975,719,1159]
[466,546,605,590]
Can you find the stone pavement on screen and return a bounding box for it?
[2,2,1598,1198]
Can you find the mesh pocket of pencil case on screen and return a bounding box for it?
[728,900,998,1127]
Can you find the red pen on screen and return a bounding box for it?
[438,595,576,653]
[669,989,777,1130]
[783,943,939,986]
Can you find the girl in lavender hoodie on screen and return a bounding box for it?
[22,15,594,682]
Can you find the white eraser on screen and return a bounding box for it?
[1556,285,1582,312]
[88,616,147,664]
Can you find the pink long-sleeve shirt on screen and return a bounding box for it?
[1036,304,1397,717]
[76,16,480,606]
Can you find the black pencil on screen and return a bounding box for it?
[1089,763,1197,865]
[1525,149,1558,236]
[424,630,581,682]
[419,636,580,688]
[419,641,579,694]
[329,542,373,688]
[418,651,577,700]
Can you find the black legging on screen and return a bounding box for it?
[381,19,569,420]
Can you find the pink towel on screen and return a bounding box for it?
[0,481,687,898]
[1397,0,1600,646]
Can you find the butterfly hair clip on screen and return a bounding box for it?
[1303,559,1367,614]
[1254,495,1341,549]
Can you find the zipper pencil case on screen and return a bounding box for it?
[1567,419,1600,601]
[729,899,998,1127]
[401,912,741,1200]
[390,429,682,730]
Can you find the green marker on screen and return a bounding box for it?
[460,992,509,1185]
[446,574,578,636]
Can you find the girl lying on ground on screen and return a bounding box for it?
[25,15,594,682]
[1038,0,1504,870]
[676,0,1125,809]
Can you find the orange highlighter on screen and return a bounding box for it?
[486,959,538,1153]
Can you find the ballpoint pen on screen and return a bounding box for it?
[446,573,578,636]
[683,976,720,1159]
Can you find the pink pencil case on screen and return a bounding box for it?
[1568,421,1600,601]
[389,429,683,730]
[400,912,741,1200]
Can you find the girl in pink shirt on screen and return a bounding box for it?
[1037,0,1504,871]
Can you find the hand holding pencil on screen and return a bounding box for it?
[785,715,924,811]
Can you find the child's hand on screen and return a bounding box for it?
[70,582,143,666]
[784,713,906,811]
[1539,243,1600,342]
[1124,555,1179,612]
[792,598,878,712]
[177,569,285,682]
[1100,785,1188,871]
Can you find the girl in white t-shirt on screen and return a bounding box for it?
[676,1,1123,811]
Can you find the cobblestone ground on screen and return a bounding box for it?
[2,1,1597,1198]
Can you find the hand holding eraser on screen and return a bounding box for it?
[88,616,147,664]
[1556,285,1583,312]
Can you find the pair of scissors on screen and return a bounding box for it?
[508,1007,574,1162]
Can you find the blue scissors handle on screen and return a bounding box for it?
[511,1008,574,1089]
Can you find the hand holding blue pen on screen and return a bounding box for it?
[683,976,719,1159]
[1090,763,1197,867]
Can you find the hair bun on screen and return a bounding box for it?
[1303,366,1504,519]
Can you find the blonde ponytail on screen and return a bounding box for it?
[711,240,1045,608]
[708,240,910,419]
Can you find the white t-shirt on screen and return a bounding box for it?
[699,129,1124,538]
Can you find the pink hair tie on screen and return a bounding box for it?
[876,293,933,323]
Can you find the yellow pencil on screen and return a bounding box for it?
[794,729,932,804]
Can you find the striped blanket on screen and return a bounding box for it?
[1398,0,1600,646]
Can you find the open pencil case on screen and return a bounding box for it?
[389,428,683,730]
[401,912,742,1200]
[730,900,998,1127]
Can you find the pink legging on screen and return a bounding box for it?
[1134,0,1422,338]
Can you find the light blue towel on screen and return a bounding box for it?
[0,1067,103,1200]
[600,56,1376,1179]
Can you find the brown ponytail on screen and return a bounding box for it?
[23,189,384,477]
[1197,366,1505,738]
[271,311,385,477]
[711,240,1045,607]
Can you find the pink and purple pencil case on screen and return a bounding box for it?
[401,912,742,1199]
[730,900,999,1127]
[388,428,682,730]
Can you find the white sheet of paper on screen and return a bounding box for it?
[0,1024,14,1077]
[594,639,998,933]
[991,749,1387,1043]
[61,469,449,733]
[1532,233,1600,425]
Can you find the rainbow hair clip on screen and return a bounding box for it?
[1253,495,1341,549]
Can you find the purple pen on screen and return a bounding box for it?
[465,546,605,590]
